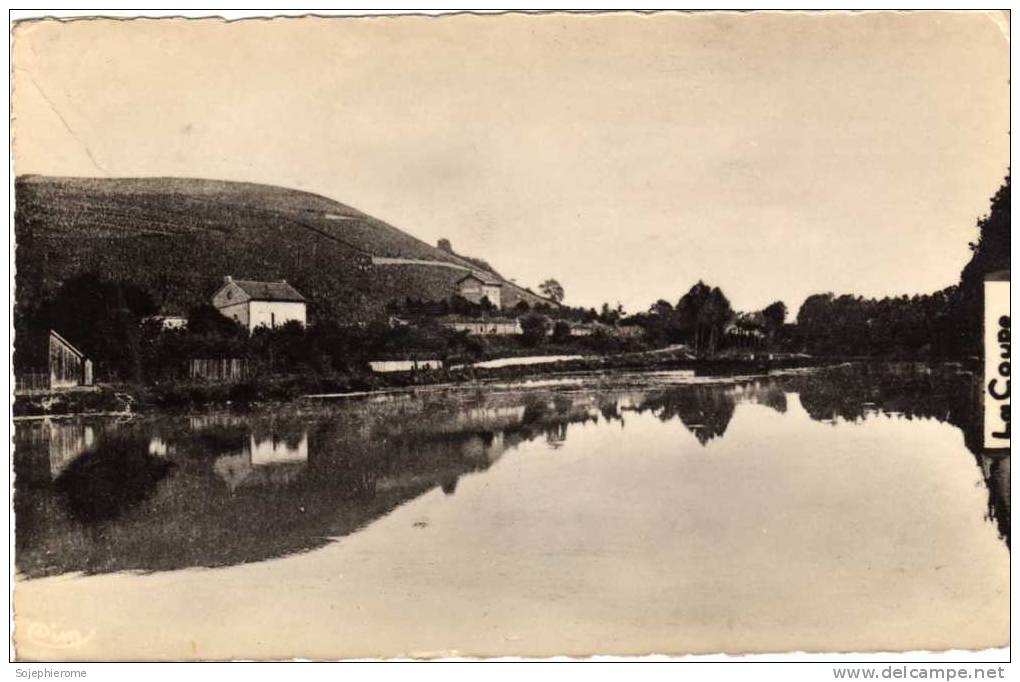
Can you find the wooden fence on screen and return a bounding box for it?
[14,371,50,395]
[188,358,250,382]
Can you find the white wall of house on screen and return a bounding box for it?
[458,280,503,308]
[443,320,522,335]
[482,284,502,308]
[369,359,443,373]
[248,301,306,331]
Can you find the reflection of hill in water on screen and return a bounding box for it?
[13,363,1008,577]
[13,393,609,577]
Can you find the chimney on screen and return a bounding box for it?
[224,275,233,283]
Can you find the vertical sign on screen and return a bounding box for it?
[983,271,1010,450]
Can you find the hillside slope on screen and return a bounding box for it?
[14,176,553,321]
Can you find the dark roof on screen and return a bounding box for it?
[457,271,502,286]
[233,279,306,302]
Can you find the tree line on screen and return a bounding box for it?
[14,174,1009,378]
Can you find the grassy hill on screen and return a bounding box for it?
[15,175,553,321]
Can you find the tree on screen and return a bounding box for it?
[552,320,572,343]
[187,303,245,337]
[20,272,159,381]
[598,302,625,325]
[539,279,565,304]
[675,281,733,356]
[520,313,550,347]
[956,174,1010,356]
[650,299,674,317]
[762,301,787,329]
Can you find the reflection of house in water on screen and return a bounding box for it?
[459,431,509,464]
[450,405,527,432]
[148,437,172,457]
[15,419,98,479]
[188,414,249,431]
[214,431,309,492]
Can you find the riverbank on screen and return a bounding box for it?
[13,351,970,416]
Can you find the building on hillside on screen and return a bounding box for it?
[369,358,444,373]
[441,317,523,336]
[614,325,645,339]
[568,322,600,337]
[456,272,503,309]
[144,314,189,331]
[212,276,307,332]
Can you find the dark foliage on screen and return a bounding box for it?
[520,313,551,347]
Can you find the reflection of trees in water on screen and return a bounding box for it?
[590,364,1008,548]
[52,434,176,523]
[14,393,603,577]
[781,363,1008,548]
[979,455,1010,549]
[14,363,1008,577]
[793,364,975,425]
[638,387,737,445]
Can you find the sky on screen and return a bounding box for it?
[12,11,1010,315]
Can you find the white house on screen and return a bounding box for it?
[456,272,503,309]
[441,317,523,336]
[368,358,443,373]
[212,276,307,332]
[143,314,189,331]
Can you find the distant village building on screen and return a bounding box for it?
[442,317,523,336]
[212,276,307,332]
[614,325,645,339]
[144,314,188,331]
[724,314,767,348]
[564,321,638,337]
[369,358,444,373]
[456,272,503,309]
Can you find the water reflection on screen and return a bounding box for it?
[214,432,309,492]
[13,363,1009,579]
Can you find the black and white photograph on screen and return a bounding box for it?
[7,8,1012,667]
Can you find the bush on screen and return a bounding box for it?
[520,314,550,347]
[552,320,572,343]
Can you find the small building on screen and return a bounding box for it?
[614,325,645,339]
[143,314,189,331]
[369,358,444,373]
[212,276,307,332]
[568,322,600,337]
[456,272,503,309]
[441,317,523,336]
[48,330,93,390]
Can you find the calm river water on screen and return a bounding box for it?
[13,364,1009,659]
